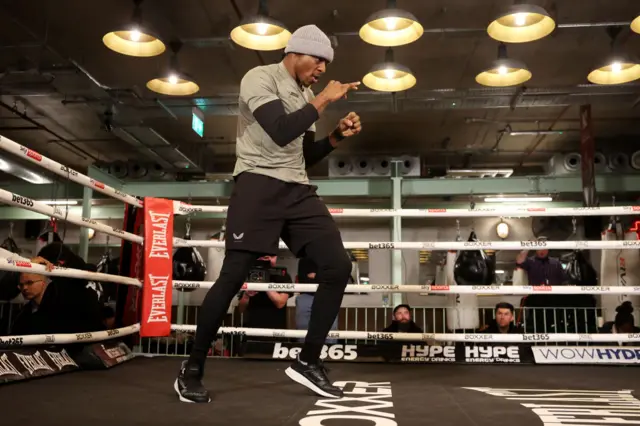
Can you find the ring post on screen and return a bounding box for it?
[141,197,175,337]
[391,160,403,308]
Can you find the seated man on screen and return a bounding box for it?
[238,255,290,340]
[295,257,339,343]
[480,302,521,333]
[384,304,423,333]
[10,246,105,336]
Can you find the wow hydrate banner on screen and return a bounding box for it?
[532,346,640,364]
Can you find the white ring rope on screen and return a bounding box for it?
[0,135,143,208]
[0,324,140,347]
[0,188,143,244]
[174,239,640,251]
[170,325,640,343]
[173,201,640,218]
[0,257,141,287]
[173,281,640,295]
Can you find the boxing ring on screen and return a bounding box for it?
[2,134,640,425]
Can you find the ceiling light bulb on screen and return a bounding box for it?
[498,66,508,75]
[168,74,178,84]
[130,30,141,42]
[256,23,269,35]
[384,69,395,79]
[384,17,398,30]
[612,62,622,73]
[514,13,528,26]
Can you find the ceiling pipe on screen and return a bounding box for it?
[0,100,98,161]
[181,21,633,46]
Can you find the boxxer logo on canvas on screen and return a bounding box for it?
[299,381,397,426]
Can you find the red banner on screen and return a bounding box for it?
[141,197,174,337]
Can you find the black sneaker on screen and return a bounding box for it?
[285,357,344,399]
[174,360,211,403]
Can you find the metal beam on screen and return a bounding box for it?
[0,182,86,200]
[122,178,392,199]
[402,175,640,196]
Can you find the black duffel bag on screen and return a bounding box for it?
[454,231,495,286]
[563,250,598,286]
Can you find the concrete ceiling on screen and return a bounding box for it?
[0,0,639,182]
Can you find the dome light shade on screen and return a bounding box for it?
[230,16,291,51]
[103,27,166,57]
[587,56,640,85]
[632,15,640,34]
[487,4,556,43]
[359,8,423,47]
[476,58,532,87]
[363,50,416,92]
[147,71,199,96]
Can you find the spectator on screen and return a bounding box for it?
[515,236,567,285]
[238,256,290,338]
[295,257,339,343]
[10,248,105,336]
[600,301,640,334]
[383,304,423,333]
[480,302,521,333]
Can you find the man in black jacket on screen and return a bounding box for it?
[10,243,104,336]
[384,304,423,333]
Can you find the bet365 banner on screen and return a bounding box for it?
[141,197,174,337]
[243,341,534,364]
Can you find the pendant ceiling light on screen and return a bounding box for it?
[230,0,291,51]
[363,49,416,92]
[587,54,640,85]
[632,15,640,34]
[147,42,199,96]
[103,0,165,57]
[487,3,556,43]
[476,43,532,87]
[359,0,423,47]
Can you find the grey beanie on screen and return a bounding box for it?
[284,25,334,63]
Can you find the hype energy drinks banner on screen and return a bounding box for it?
[532,346,640,365]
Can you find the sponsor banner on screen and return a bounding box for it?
[141,197,174,337]
[243,341,533,364]
[90,341,135,368]
[0,347,79,384]
[532,346,640,365]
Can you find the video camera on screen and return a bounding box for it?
[247,259,288,283]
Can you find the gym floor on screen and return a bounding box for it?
[2,357,640,425]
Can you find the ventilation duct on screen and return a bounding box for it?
[328,158,353,176]
[593,152,607,173]
[372,157,391,175]
[631,151,640,170]
[353,158,373,175]
[109,161,128,179]
[128,163,148,179]
[149,163,166,178]
[608,152,629,171]
[563,152,581,172]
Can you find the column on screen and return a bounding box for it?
[78,185,93,261]
[391,161,403,307]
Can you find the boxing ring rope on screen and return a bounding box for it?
[0,135,143,208]
[173,282,640,295]
[0,324,140,347]
[172,202,640,218]
[0,188,143,244]
[169,325,640,343]
[174,239,640,251]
